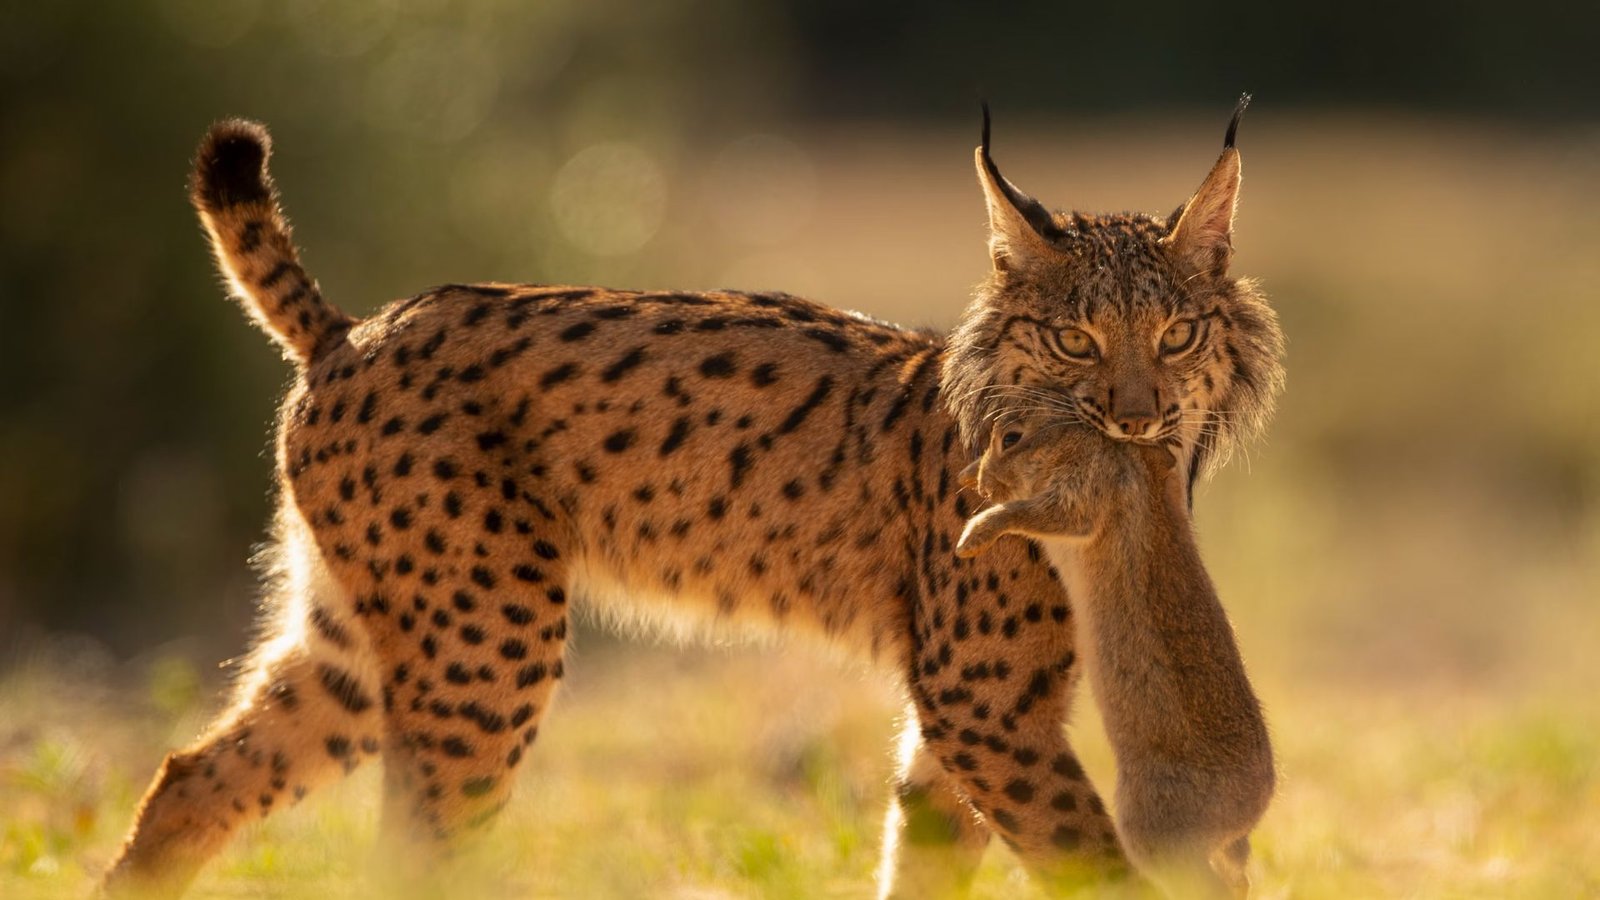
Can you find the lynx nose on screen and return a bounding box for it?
[1107,382,1161,439]
[1114,414,1159,439]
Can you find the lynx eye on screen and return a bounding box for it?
[1053,327,1097,360]
[1001,431,1022,450]
[1160,319,1197,354]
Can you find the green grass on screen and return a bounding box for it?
[3,600,1598,898]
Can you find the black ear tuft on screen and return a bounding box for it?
[981,100,993,157]
[1223,93,1251,150]
[191,119,274,212]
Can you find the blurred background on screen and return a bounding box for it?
[1,1,1597,896]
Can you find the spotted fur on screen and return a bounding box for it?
[103,105,1283,898]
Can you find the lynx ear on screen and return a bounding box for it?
[975,103,1063,271]
[1165,94,1249,275]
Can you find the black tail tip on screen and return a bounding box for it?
[191,119,274,212]
[1223,93,1251,150]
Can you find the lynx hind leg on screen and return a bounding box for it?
[373,544,570,880]
[908,645,1132,891]
[102,523,382,896]
[877,713,992,899]
[955,495,1092,559]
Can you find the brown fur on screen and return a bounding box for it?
[102,105,1283,898]
[958,420,1274,897]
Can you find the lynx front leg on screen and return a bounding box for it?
[877,713,992,899]
[907,597,1134,892]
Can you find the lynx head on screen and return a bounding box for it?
[942,97,1285,482]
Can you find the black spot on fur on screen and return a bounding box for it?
[540,362,580,389]
[316,664,373,714]
[729,444,753,488]
[559,321,594,342]
[801,327,849,352]
[1050,753,1086,781]
[515,663,547,688]
[990,808,1020,834]
[1003,779,1035,804]
[659,417,692,456]
[601,346,648,382]
[699,353,737,378]
[778,376,833,434]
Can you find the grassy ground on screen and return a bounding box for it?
[4,118,1598,897]
[3,554,1597,900]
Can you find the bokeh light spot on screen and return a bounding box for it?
[551,143,667,257]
